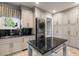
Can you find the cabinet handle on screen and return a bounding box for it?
[76,31,78,36]
[22,38,24,42]
[77,16,78,24]
[68,31,70,35]
[68,19,70,24]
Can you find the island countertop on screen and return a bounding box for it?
[28,37,67,55]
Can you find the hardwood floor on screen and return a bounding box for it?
[11,47,79,56]
[68,47,79,56]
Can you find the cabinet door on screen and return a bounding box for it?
[58,26,63,35]
[53,26,58,36]
[68,8,78,25]
[57,13,63,25]
[53,14,58,25]
[62,26,69,36]
[62,14,69,25]
[22,36,29,49]
[21,8,33,28]
[57,26,63,38]
[22,36,35,49]
[53,26,59,37]
[76,25,79,37]
[75,36,79,49]
[0,43,10,56]
[69,26,77,36]
[13,38,23,53]
[69,36,76,47]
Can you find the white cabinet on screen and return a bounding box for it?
[22,36,35,49]
[58,26,63,35]
[53,26,58,37]
[21,7,34,28]
[62,26,69,36]
[12,37,23,53]
[53,25,60,38]
[69,26,77,36]
[69,36,76,47]
[0,36,35,56]
[75,37,79,49]
[68,8,78,25]
[22,36,29,49]
[62,13,69,25]
[53,14,58,25]
[56,26,63,38]
[0,38,13,56]
[75,25,79,37]
[57,13,63,25]
[53,13,62,25]
[0,42,10,56]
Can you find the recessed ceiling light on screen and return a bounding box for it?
[52,10,56,13]
[35,2,39,4]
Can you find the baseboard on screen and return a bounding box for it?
[6,48,28,56]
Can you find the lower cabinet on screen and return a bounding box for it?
[0,42,10,56]
[22,36,35,49]
[22,36,29,49]
[0,35,35,56]
[69,36,76,48]
[12,37,23,53]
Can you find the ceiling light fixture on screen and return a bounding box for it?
[35,2,39,4]
[52,10,56,13]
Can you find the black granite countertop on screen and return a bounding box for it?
[0,34,35,39]
[28,37,67,54]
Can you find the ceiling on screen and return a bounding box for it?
[8,2,78,13]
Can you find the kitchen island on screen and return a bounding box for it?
[28,37,67,56]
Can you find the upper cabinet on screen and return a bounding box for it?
[34,7,45,19]
[53,14,58,25]
[62,12,69,25]
[57,13,63,25]
[0,3,20,18]
[21,7,34,28]
[67,8,78,25]
[53,13,63,25]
